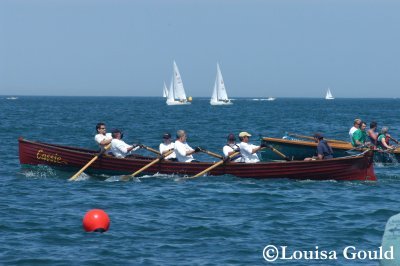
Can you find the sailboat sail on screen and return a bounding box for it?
[173,61,187,100]
[162,82,168,98]
[166,61,190,105]
[216,64,229,101]
[210,63,232,105]
[325,88,334,100]
[211,81,218,102]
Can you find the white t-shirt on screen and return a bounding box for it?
[223,144,242,162]
[238,142,260,163]
[159,142,176,160]
[110,138,139,158]
[95,133,112,146]
[174,141,194,162]
[349,126,358,141]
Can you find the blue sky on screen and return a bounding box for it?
[1,0,399,98]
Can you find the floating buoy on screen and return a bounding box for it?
[82,209,110,233]
[187,96,192,102]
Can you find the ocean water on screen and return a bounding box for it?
[1,96,400,265]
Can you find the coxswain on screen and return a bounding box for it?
[304,133,333,160]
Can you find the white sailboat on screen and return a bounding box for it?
[325,88,334,100]
[162,82,168,98]
[166,61,191,105]
[210,63,232,105]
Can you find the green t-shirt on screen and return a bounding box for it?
[352,129,367,147]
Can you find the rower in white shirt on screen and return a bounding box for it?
[174,130,201,162]
[222,133,242,162]
[349,118,361,142]
[237,132,262,163]
[159,133,177,161]
[109,129,140,158]
[94,122,112,148]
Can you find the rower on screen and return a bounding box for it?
[377,127,395,150]
[222,133,242,162]
[352,121,369,147]
[94,122,112,148]
[349,118,361,142]
[159,133,177,161]
[174,130,201,162]
[237,132,262,163]
[367,121,378,147]
[109,129,141,158]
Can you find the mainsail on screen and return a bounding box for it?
[325,88,334,100]
[173,61,187,101]
[210,63,232,105]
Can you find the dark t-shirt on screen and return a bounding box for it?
[317,140,333,159]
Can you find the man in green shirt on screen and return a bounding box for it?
[352,122,368,147]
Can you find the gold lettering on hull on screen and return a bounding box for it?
[36,150,67,164]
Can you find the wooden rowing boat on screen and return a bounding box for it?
[260,137,400,163]
[18,138,376,181]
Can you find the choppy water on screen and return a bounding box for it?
[1,96,400,265]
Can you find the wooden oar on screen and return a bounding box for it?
[140,145,161,155]
[190,152,240,178]
[69,143,111,181]
[286,133,348,144]
[261,144,291,161]
[120,150,173,181]
[199,148,224,160]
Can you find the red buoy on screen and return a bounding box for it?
[82,209,110,232]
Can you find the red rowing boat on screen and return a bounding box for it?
[18,138,377,181]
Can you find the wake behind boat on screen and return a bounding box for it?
[19,138,376,181]
[166,61,191,105]
[210,63,232,105]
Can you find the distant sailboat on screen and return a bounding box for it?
[166,61,191,105]
[210,63,232,105]
[325,88,334,100]
[162,82,168,98]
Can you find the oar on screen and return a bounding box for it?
[140,144,161,155]
[199,148,224,160]
[69,143,111,181]
[261,143,291,161]
[345,144,368,154]
[389,136,399,144]
[190,152,240,178]
[286,133,348,144]
[120,150,173,181]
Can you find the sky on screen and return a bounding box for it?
[0,0,399,98]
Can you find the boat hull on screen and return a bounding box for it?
[210,100,233,105]
[18,138,376,181]
[166,100,191,105]
[260,137,400,163]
